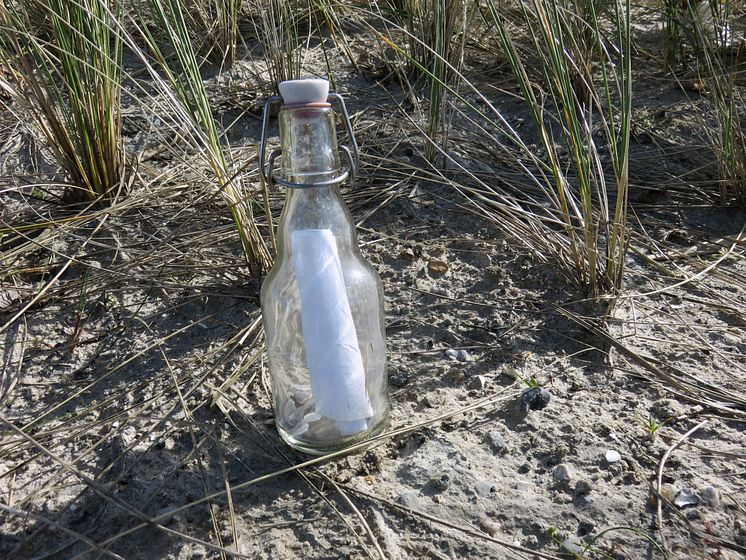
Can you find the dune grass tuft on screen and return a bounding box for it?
[0,0,124,203]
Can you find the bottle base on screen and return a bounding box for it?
[277,411,390,455]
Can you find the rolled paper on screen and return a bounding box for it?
[291,229,373,434]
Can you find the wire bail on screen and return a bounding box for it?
[259,93,359,190]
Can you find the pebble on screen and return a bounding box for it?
[398,248,416,261]
[553,464,573,483]
[485,430,509,455]
[398,491,419,509]
[674,487,699,508]
[430,472,451,492]
[445,349,471,362]
[389,370,410,387]
[516,479,530,492]
[578,520,595,536]
[575,479,593,497]
[428,259,449,274]
[685,509,701,520]
[701,485,720,507]
[456,349,471,361]
[520,387,551,412]
[474,481,497,497]
[735,519,746,545]
[605,450,622,464]
[467,375,487,391]
[659,483,678,502]
[479,516,500,536]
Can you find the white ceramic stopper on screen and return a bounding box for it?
[279,78,330,105]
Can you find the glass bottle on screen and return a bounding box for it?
[259,79,389,454]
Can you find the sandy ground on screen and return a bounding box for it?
[1,15,746,560]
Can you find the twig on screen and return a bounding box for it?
[0,215,108,335]
[316,470,387,560]
[0,415,254,559]
[73,386,520,550]
[656,421,708,550]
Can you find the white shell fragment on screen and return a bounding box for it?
[605,450,622,463]
[561,538,583,555]
[674,488,700,508]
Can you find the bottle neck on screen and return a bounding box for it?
[276,104,358,258]
[277,185,357,257]
[279,104,341,185]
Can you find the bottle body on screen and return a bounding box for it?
[260,102,389,454]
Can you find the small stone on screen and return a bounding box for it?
[428,259,449,275]
[701,485,720,507]
[475,481,496,497]
[398,492,419,509]
[553,464,573,483]
[520,387,551,412]
[399,248,416,261]
[516,479,530,492]
[485,430,508,455]
[578,520,595,536]
[658,483,677,503]
[479,516,500,536]
[445,348,471,362]
[467,375,487,391]
[575,480,593,497]
[389,370,410,387]
[735,520,746,545]
[674,487,699,508]
[122,426,137,445]
[685,509,701,521]
[605,450,622,464]
[430,472,451,492]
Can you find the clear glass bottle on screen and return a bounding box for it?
[259,79,389,454]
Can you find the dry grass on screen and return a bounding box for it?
[1,0,745,558]
[0,0,124,202]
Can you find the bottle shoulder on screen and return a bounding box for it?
[262,248,382,292]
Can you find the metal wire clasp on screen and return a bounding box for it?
[258,93,360,190]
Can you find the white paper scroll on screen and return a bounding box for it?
[291,229,373,435]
